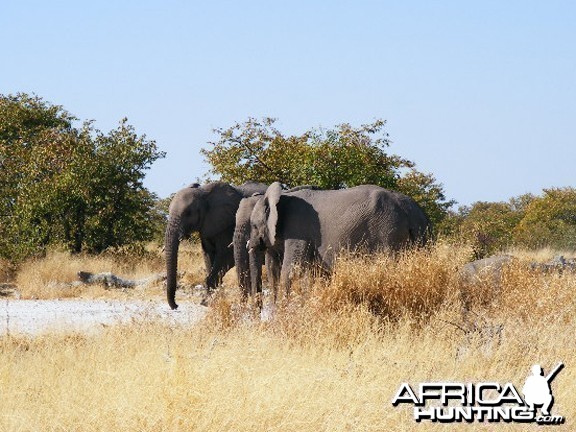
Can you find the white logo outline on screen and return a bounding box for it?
[391,362,565,425]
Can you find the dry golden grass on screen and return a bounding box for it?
[1,243,575,431]
[11,242,225,301]
[0,258,15,283]
[507,246,576,262]
[14,248,161,300]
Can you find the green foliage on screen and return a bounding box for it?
[455,201,527,258]
[514,188,576,250]
[0,93,165,260]
[149,195,173,244]
[441,189,576,257]
[202,117,452,226]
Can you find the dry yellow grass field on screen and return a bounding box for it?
[1,243,575,431]
[9,242,208,301]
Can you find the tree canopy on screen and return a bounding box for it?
[0,93,165,260]
[202,117,454,226]
[514,188,576,250]
[441,188,576,257]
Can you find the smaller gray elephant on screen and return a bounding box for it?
[233,194,281,301]
[233,185,319,303]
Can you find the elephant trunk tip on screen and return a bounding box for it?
[168,300,179,310]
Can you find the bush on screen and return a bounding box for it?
[0,93,165,261]
[514,188,576,250]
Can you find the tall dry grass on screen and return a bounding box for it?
[1,243,575,431]
[11,241,216,300]
[0,258,15,283]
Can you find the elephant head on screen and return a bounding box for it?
[249,182,283,250]
[248,182,290,300]
[165,182,251,310]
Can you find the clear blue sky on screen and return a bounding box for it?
[2,1,575,207]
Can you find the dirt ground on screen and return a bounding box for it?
[0,299,207,335]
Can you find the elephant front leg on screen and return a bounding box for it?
[202,250,214,284]
[201,239,216,288]
[247,248,264,309]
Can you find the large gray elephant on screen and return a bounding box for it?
[233,185,318,302]
[249,182,430,296]
[165,181,267,310]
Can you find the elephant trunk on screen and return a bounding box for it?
[165,217,181,310]
[233,222,251,298]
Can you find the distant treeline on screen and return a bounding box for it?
[1,94,574,262]
[440,189,576,258]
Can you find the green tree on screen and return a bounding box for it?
[514,188,576,250]
[0,94,81,258]
[82,119,165,253]
[149,195,173,244]
[450,201,525,258]
[0,93,165,260]
[202,117,452,225]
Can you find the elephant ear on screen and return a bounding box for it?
[264,182,282,246]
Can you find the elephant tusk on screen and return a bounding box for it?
[248,248,254,254]
[246,240,250,249]
[227,242,234,248]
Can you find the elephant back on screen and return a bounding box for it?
[281,185,429,253]
[236,181,268,197]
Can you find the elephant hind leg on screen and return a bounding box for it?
[265,250,282,303]
[280,259,294,298]
[280,239,314,299]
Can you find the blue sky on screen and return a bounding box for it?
[2,1,575,206]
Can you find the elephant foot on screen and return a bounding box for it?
[200,287,217,307]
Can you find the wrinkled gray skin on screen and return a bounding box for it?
[249,182,430,297]
[233,185,318,302]
[165,181,267,310]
